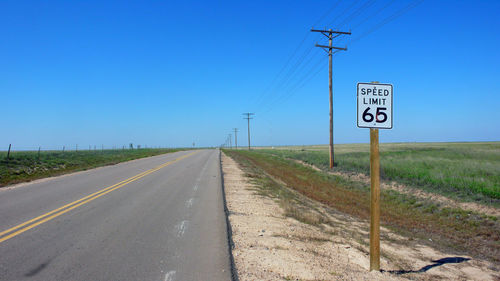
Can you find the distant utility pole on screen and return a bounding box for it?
[228,134,232,149]
[233,128,238,150]
[312,28,350,168]
[243,113,255,150]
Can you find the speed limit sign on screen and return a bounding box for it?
[357,83,393,129]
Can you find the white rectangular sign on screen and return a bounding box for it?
[357,83,393,129]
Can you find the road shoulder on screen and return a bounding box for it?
[221,151,498,281]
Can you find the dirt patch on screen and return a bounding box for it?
[222,152,499,281]
[292,159,500,218]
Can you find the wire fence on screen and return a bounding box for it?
[1,143,177,160]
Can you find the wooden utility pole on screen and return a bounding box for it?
[233,128,238,150]
[370,128,380,271]
[229,134,232,149]
[243,113,255,150]
[312,28,350,168]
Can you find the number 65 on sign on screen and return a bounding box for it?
[357,83,393,129]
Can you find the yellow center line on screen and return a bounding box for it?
[0,170,150,238]
[0,151,198,244]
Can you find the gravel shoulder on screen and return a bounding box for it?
[222,152,499,281]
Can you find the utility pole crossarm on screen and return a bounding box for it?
[311,28,351,39]
[315,44,347,51]
[310,28,351,35]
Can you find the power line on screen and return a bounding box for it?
[255,44,316,111]
[255,3,357,113]
[350,0,424,44]
[334,0,398,47]
[274,45,315,93]
[260,55,324,114]
[313,0,343,27]
[260,0,423,116]
[327,0,362,27]
[251,32,311,107]
[257,46,319,112]
[253,0,349,111]
[284,1,369,90]
[336,0,377,30]
[260,30,350,114]
[256,0,421,121]
[351,0,397,31]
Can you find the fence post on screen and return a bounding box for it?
[7,144,11,160]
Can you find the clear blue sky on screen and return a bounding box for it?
[1,0,499,150]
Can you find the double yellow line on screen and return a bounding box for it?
[0,151,197,244]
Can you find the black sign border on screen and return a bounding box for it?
[357,82,393,129]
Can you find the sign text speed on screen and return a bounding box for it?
[357,83,393,129]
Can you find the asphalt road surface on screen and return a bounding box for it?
[0,149,232,281]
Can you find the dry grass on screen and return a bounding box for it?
[280,199,329,226]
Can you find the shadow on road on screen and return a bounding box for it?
[383,257,470,275]
[24,259,52,277]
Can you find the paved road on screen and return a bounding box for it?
[0,149,232,281]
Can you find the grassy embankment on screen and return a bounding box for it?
[259,142,500,206]
[224,146,500,263]
[0,148,183,187]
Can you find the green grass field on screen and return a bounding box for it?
[0,148,183,187]
[257,142,500,205]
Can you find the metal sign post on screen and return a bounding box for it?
[357,82,393,271]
